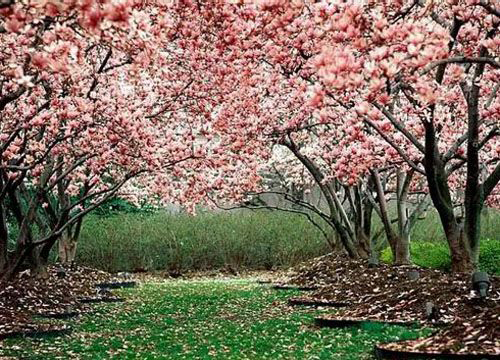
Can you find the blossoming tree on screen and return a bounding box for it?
[248,0,499,271]
[0,0,241,279]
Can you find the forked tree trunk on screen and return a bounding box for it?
[422,31,498,273]
[283,139,362,259]
[372,169,411,265]
[423,150,479,273]
[355,229,371,259]
[445,221,476,273]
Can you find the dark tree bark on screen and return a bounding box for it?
[0,174,8,272]
[425,29,498,272]
[348,182,372,258]
[0,202,8,272]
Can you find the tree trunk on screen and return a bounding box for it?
[369,227,386,260]
[0,180,8,272]
[0,212,8,272]
[283,139,361,259]
[1,261,18,282]
[355,229,371,259]
[353,183,372,259]
[422,116,475,273]
[58,216,82,265]
[462,69,482,272]
[335,222,360,259]
[394,170,411,265]
[446,222,475,273]
[372,169,405,264]
[0,244,30,282]
[58,234,78,264]
[28,247,49,279]
[394,234,410,265]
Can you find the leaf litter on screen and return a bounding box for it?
[275,253,499,356]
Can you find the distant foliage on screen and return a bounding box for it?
[74,209,499,274]
[75,211,330,273]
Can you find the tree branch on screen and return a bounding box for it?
[207,196,333,246]
[373,103,425,153]
[483,162,500,198]
[146,79,194,119]
[0,87,25,111]
[364,118,426,174]
[422,56,500,75]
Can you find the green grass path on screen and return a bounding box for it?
[0,278,431,359]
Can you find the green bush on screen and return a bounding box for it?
[479,238,500,275]
[75,210,330,273]
[381,238,500,275]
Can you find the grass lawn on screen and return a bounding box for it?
[0,278,431,359]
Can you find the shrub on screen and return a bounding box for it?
[74,210,330,273]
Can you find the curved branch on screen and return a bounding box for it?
[207,196,333,246]
[422,56,500,75]
[364,118,425,175]
[483,162,500,199]
[373,103,425,153]
[0,87,25,111]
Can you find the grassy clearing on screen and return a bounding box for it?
[76,211,330,273]
[0,279,431,359]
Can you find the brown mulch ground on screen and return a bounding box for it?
[0,265,121,338]
[275,253,500,356]
[377,306,499,356]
